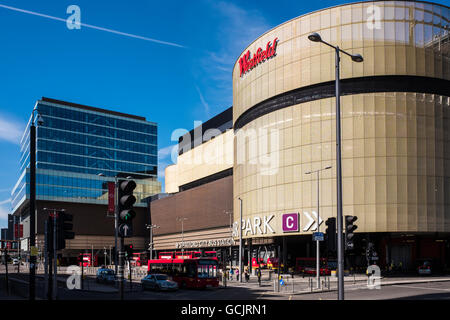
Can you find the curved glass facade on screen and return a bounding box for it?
[232,1,450,237]
[233,1,450,121]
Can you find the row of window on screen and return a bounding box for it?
[37,139,157,165]
[11,170,160,210]
[335,21,450,49]
[38,162,157,177]
[11,187,25,210]
[37,103,157,135]
[41,116,155,144]
[38,127,156,153]
[37,150,156,174]
[35,173,157,191]
[34,185,151,202]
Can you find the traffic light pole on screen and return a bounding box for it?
[4,247,9,294]
[53,211,57,300]
[118,236,124,300]
[44,219,48,298]
[116,178,136,300]
[114,177,118,276]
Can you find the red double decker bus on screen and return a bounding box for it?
[131,252,148,267]
[159,251,211,260]
[78,253,98,267]
[148,257,219,289]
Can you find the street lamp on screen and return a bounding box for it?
[305,165,332,289]
[29,107,43,301]
[176,217,188,252]
[224,210,233,272]
[308,32,363,300]
[238,198,243,283]
[146,224,160,260]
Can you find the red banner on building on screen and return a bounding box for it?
[14,224,23,238]
[108,182,115,214]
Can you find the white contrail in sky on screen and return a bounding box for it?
[0,3,185,48]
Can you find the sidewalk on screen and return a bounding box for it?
[222,273,450,297]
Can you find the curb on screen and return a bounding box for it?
[258,277,450,297]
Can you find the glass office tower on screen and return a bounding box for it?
[11,97,160,213]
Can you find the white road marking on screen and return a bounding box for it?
[392,284,450,292]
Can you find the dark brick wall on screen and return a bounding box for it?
[150,176,232,235]
[35,201,149,237]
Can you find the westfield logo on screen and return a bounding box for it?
[239,37,278,77]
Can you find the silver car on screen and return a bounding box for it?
[141,274,179,291]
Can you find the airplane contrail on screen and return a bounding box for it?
[0,3,185,48]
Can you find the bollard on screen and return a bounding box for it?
[292,278,294,293]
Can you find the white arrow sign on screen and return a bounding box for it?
[303,211,314,231]
[302,211,323,231]
[122,224,129,236]
[310,211,323,231]
[120,224,132,237]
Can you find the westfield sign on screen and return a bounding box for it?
[238,38,278,77]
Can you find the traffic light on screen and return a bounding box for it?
[118,180,137,237]
[57,211,74,250]
[325,217,336,253]
[344,215,358,250]
[124,244,133,260]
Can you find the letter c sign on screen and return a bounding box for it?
[282,213,299,232]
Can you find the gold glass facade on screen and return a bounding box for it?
[232,1,450,238]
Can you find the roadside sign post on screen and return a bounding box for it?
[313,232,324,242]
[4,247,9,294]
[53,210,57,300]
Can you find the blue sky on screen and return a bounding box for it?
[1,0,448,228]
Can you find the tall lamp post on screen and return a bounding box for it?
[305,165,332,289]
[238,198,243,283]
[29,107,44,300]
[146,224,160,260]
[308,32,363,300]
[177,217,188,252]
[224,210,233,272]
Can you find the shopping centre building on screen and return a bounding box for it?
[153,0,450,272]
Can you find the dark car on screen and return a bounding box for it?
[417,259,433,275]
[96,268,116,283]
[141,274,178,291]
